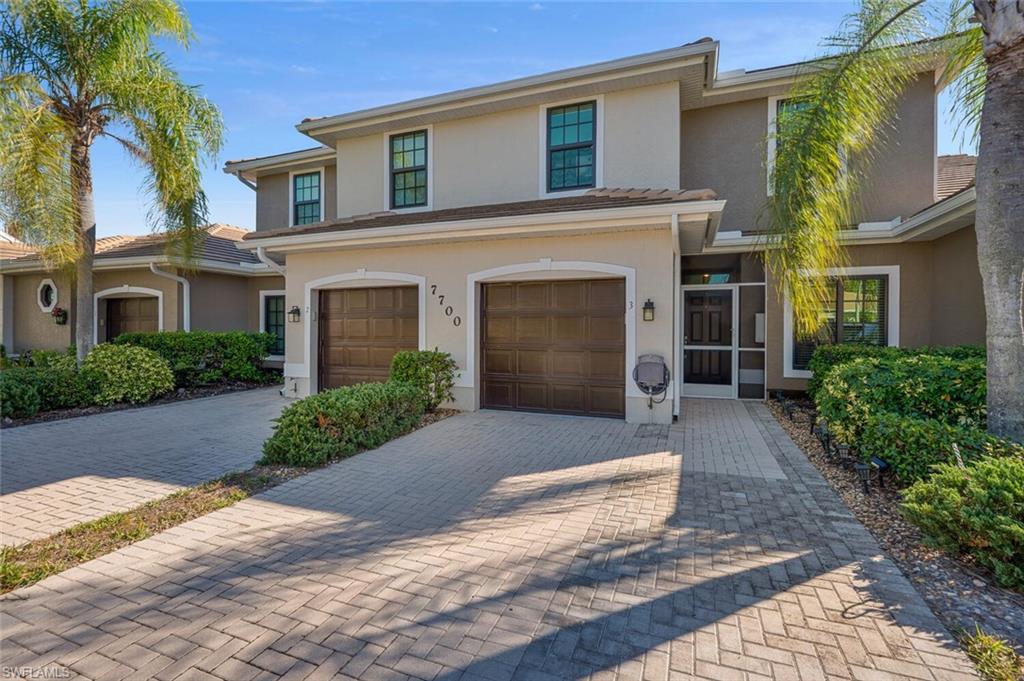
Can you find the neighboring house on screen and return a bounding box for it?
[223,38,983,424]
[0,225,287,364]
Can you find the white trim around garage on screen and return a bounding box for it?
[295,270,428,392]
[782,265,901,379]
[259,289,287,361]
[461,258,639,400]
[93,285,164,344]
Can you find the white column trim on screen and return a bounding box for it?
[782,265,901,379]
[461,258,638,398]
[298,270,427,391]
[93,285,164,344]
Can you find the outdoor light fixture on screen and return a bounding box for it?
[288,305,301,323]
[854,462,872,494]
[642,299,655,322]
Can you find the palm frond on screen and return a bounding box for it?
[763,0,930,335]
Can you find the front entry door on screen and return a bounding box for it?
[682,288,736,398]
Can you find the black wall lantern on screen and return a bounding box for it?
[642,299,655,322]
[288,305,302,323]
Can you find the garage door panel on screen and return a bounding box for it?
[482,279,625,418]
[318,286,418,390]
[106,297,159,340]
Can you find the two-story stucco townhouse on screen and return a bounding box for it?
[223,38,982,424]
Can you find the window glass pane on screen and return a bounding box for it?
[841,277,887,345]
[264,295,285,355]
[292,172,321,225]
[547,102,596,191]
[390,131,428,207]
[792,281,837,371]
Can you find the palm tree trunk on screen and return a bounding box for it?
[72,140,96,364]
[974,0,1024,442]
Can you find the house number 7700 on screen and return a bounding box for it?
[429,284,461,327]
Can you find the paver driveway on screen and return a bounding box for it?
[0,388,288,546]
[0,401,976,680]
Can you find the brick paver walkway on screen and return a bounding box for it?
[0,388,288,546]
[0,401,976,680]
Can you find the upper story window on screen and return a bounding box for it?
[767,96,846,197]
[292,171,321,225]
[390,130,428,209]
[547,101,596,192]
[791,275,889,371]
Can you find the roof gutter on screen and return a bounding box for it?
[149,262,190,331]
[256,247,286,276]
[233,171,256,191]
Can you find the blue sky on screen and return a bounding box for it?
[88,1,971,237]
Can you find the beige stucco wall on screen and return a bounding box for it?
[10,272,74,352]
[255,163,338,232]
[281,228,677,423]
[682,73,937,232]
[334,83,682,219]
[188,272,249,332]
[764,226,984,392]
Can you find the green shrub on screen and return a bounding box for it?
[0,372,41,419]
[389,349,458,411]
[0,367,101,412]
[816,354,987,443]
[856,411,1024,484]
[261,381,425,467]
[113,331,275,387]
[902,456,1024,590]
[27,347,77,371]
[83,344,174,405]
[807,344,985,398]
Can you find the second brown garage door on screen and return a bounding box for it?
[481,278,625,417]
[318,286,418,390]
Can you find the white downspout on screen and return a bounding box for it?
[256,247,286,276]
[671,214,682,419]
[149,262,190,331]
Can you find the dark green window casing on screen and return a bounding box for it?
[390,130,428,208]
[264,295,285,355]
[293,171,321,225]
[547,101,596,192]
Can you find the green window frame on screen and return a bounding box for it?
[547,101,596,192]
[292,171,321,226]
[390,130,428,209]
[263,295,285,356]
[792,275,888,370]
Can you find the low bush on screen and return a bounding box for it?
[0,372,41,419]
[113,331,275,388]
[806,343,985,399]
[83,344,174,406]
[0,367,101,413]
[390,349,458,411]
[261,381,425,467]
[816,354,987,443]
[856,411,1024,484]
[902,456,1024,590]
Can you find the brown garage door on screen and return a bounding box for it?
[481,278,625,417]
[106,297,159,340]
[318,286,418,390]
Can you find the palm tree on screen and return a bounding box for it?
[0,0,223,362]
[766,0,1023,441]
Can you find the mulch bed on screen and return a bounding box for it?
[0,408,459,595]
[1,381,277,429]
[767,400,1024,655]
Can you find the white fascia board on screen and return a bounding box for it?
[0,256,270,276]
[297,46,712,137]
[238,200,726,252]
[223,147,336,176]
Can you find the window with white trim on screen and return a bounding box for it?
[390,130,428,209]
[263,294,285,356]
[767,96,847,197]
[292,171,321,225]
[37,279,57,313]
[792,275,889,371]
[546,101,596,192]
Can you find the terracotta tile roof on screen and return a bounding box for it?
[4,225,260,267]
[245,187,719,241]
[937,154,976,200]
[0,233,35,259]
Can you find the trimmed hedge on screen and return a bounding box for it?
[856,411,1024,484]
[816,354,987,444]
[0,372,41,419]
[261,381,425,467]
[113,331,275,388]
[806,343,985,399]
[390,350,458,411]
[0,367,101,413]
[83,344,175,406]
[902,456,1024,590]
